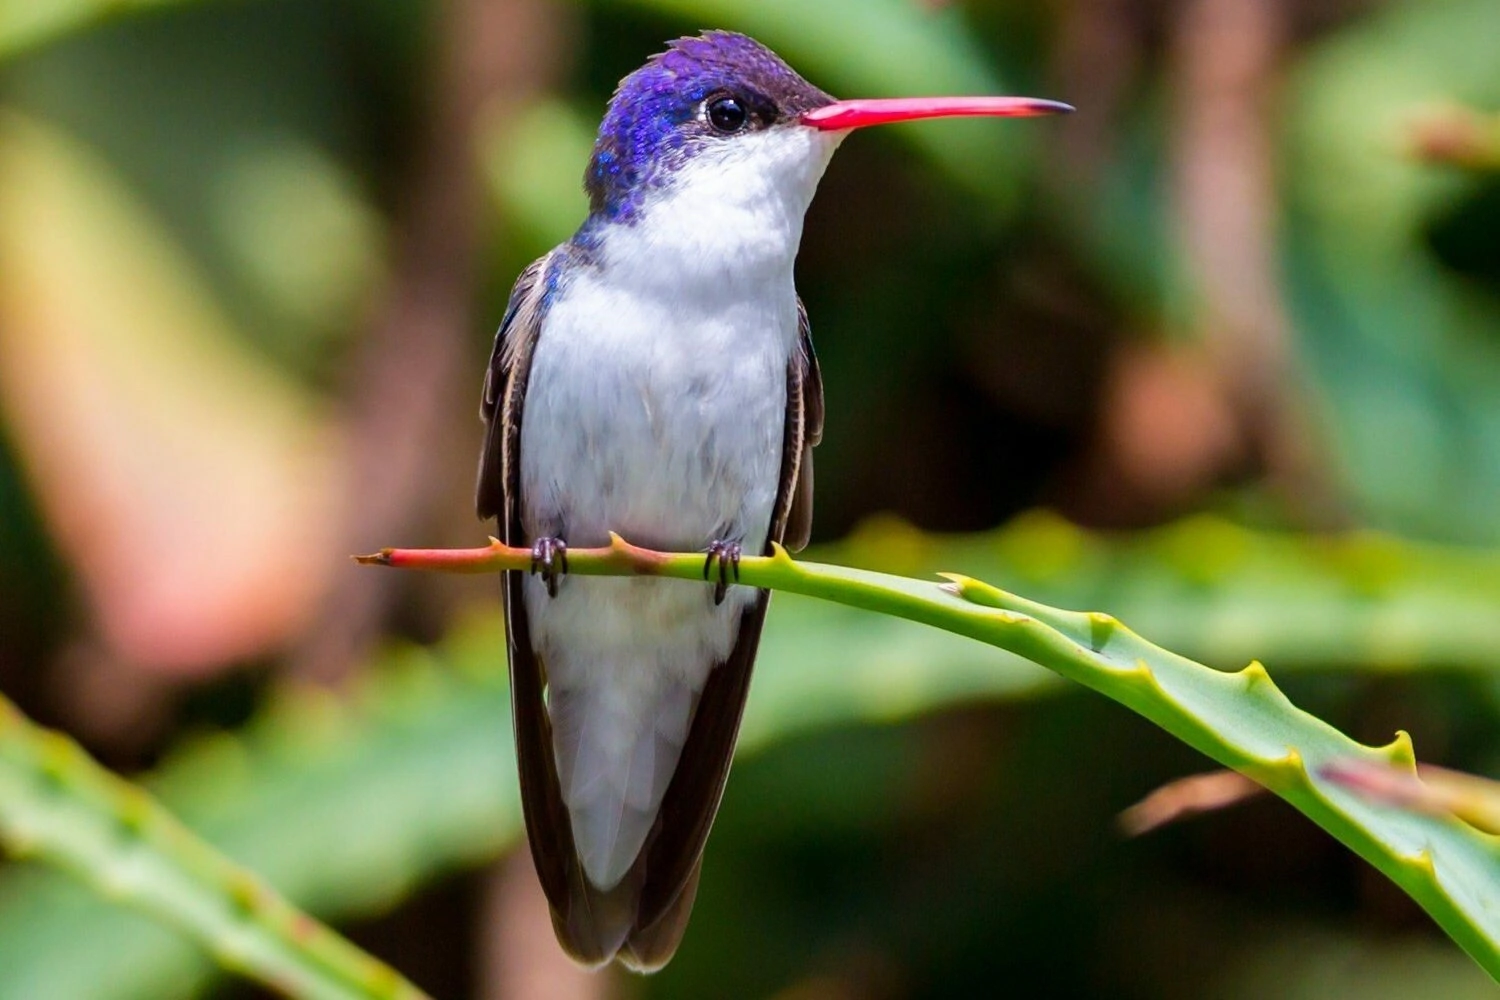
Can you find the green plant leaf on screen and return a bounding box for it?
[0,630,517,1000]
[0,694,433,1000]
[0,0,185,61]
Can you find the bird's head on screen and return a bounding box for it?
[585,32,1069,222]
[584,31,834,223]
[577,32,1069,287]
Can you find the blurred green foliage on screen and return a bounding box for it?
[3,0,1500,996]
[1286,0,1500,543]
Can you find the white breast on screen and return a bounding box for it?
[518,265,792,553]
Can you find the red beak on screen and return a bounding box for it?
[801,96,1073,131]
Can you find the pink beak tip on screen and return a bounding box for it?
[801,96,1075,131]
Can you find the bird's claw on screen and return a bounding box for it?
[530,537,568,598]
[703,539,743,606]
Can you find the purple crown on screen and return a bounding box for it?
[581,32,832,222]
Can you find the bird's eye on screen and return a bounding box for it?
[706,95,749,134]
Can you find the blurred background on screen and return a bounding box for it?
[2,0,1500,996]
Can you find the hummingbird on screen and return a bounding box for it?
[477,30,1069,970]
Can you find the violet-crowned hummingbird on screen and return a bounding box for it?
[477,31,1069,971]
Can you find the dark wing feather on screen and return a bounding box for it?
[618,597,767,970]
[781,298,823,552]
[477,253,550,522]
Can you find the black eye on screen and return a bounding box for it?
[706,95,748,134]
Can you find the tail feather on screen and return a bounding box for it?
[619,861,703,973]
[549,672,696,889]
[504,568,768,970]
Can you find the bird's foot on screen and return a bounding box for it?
[702,539,743,606]
[529,537,569,598]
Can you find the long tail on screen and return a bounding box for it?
[503,570,768,968]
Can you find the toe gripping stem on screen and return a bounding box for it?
[703,540,742,606]
[530,537,568,598]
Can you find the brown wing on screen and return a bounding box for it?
[618,298,825,970]
[780,297,823,552]
[477,253,551,523]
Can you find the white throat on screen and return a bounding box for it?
[597,126,845,298]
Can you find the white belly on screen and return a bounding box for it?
[514,262,795,888]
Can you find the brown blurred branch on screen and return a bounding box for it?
[288,0,566,683]
[1051,0,1143,187]
[1172,0,1288,402]
[1049,0,1349,526]
[1119,769,1266,836]
[1169,0,1341,523]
